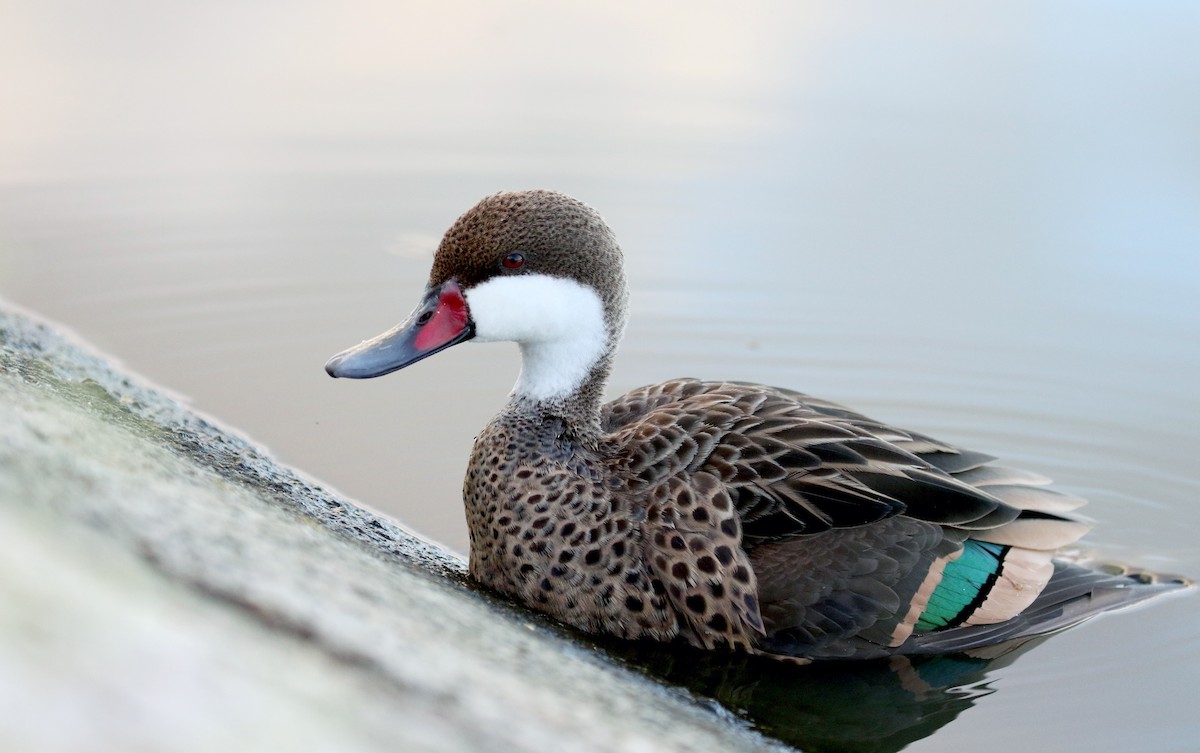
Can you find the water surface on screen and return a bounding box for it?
[2,3,1198,751]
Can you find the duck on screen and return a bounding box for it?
[325,189,1187,662]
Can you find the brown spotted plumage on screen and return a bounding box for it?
[326,189,1189,662]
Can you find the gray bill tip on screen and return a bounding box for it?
[324,354,345,378]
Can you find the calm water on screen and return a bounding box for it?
[3,3,1198,751]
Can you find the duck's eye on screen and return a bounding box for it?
[501,252,525,270]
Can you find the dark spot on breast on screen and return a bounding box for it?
[715,546,734,566]
[651,578,667,595]
[732,565,750,584]
[669,535,686,551]
[697,556,717,574]
[671,562,690,580]
[528,494,544,505]
[625,596,645,613]
[516,469,533,479]
[611,541,626,557]
[709,582,725,598]
[530,541,549,555]
[707,614,728,631]
[584,549,602,565]
[558,550,575,563]
[539,578,553,591]
[685,594,707,613]
[691,507,709,522]
[560,522,576,537]
[720,518,739,537]
[512,545,524,557]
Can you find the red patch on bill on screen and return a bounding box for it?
[415,282,469,351]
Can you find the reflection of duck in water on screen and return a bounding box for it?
[606,634,1048,753]
[327,190,1189,663]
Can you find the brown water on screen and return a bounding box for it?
[3,3,1198,751]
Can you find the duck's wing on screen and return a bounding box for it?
[602,379,1105,658]
[602,379,1087,548]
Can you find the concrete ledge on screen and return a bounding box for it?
[0,302,789,753]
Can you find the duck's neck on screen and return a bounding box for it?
[464,271,627,448]
[511,338,615,448]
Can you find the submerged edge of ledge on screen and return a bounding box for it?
[0,300,791,753]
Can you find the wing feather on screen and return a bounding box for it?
[603,379,1083,546]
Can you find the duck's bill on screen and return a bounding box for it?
[324,279,474,379]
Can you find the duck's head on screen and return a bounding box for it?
[325,190,628,405]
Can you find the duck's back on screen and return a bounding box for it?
[601,379,1186,660]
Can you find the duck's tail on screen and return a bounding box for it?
[902,559,1192,655]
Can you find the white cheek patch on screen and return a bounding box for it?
[465,274,609,402]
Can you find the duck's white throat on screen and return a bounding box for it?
[465,274,610,402]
